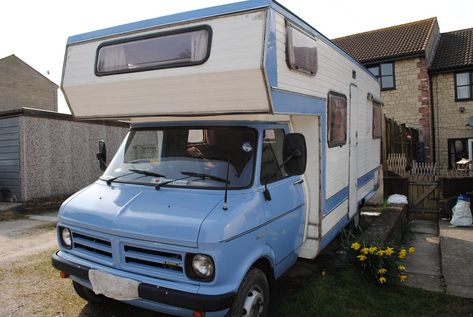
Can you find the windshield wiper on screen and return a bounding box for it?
[128,169,166,178]
[101,171,136,185]
[181,171,229,184]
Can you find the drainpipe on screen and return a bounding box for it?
[429,70,436,164]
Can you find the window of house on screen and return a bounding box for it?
[96,26,211,76]
[368,62,395,90]
[261,129,287,184]
[448,138,469,169]
[372,102,382,139]
[286,24,318,76]
[455,71,473,101]
[327,92,347,148]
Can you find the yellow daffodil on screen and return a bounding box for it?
[408,247,416,254]
[322,270,326,276]
[400,275,408,282]
[376,250,385,256]
[378,268,387,274]
[398,265,406,271]
[378,277,387,284]
[357,254,367,262]
[361,247,370,255]
[384,247,394,256]
[369,246,378,254]
[398,249,407,259]
[351,242,361,251]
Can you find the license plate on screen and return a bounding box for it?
[88,270,139,301]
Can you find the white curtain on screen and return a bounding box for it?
[190,30,208,62]
[99,46,127,72]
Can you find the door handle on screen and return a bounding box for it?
[293,179,304,185]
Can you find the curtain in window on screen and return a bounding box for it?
[98,46,126,72]
[191,30,209,62]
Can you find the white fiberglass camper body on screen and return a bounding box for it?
[55,1,382,316]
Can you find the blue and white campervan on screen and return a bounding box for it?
[52,1,382,316]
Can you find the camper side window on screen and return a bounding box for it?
[372,102,382,139]
[286,24,318,76]
[327,92,347,148]
[96,26,212,76]
[261,129,287,184]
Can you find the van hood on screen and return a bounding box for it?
[59,181,222,248]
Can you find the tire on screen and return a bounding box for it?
[72,281,107,303]
[228,268,269,317]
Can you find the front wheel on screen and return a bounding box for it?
[229,268,269,317]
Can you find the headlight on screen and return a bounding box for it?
[188,254,215,281]
[60,227,72,248]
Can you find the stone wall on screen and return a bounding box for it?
[0,55,58,112]
[432,72,473,175]
[381,57,432,161]
[19,114,128,202]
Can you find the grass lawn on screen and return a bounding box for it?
[277,266,473,317]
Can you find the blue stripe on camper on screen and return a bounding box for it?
[357,167,379,188]
[271,89,326,115]
[324,187,349,216]
[319,216,350,251]
[67,0,273,44]
[264,9,278,87]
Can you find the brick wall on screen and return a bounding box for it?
[381,57,432,161]
[432,72,473,175]
[0,55,57,111]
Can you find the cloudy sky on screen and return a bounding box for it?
[1,0,472,113]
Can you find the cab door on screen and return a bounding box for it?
[260,127,306,267]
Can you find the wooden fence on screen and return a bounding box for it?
[385,153,439,213]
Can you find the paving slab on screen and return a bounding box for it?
[439,220,473,299]
[403,219,444,293]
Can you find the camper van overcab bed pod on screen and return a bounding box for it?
[52,1,383,316]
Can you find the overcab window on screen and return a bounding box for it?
[96,26,212,75]
[286,24,318,76]
[327,92,347,148]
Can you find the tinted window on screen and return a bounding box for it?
[455,72,472,101]
[96,26,211,75]
[261,129,287,184]
[104,126,257,189]
[286,24,318,76]
[368,62,395,90]
[448,138,469,169]
[327,92,347,147]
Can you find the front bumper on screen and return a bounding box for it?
[51,251,234,312]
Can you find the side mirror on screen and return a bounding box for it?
[283,133,307,176]
[96,140,107,171]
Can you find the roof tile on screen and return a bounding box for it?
[332,18,437,64]
[431,28,473,71]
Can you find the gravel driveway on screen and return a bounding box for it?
[0,212,167,317]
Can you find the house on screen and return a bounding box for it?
[431,28,473,174]
[333,18,440,162]
[0,55,129,203]
[0,55,58,112]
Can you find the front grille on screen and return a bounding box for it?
[72,232,113,260]
[123,244,184,274]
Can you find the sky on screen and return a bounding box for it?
[1,0,472,114]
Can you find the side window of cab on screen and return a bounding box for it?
[261,129,287,184]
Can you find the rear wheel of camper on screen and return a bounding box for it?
[229,268,269,317]
[72,281,107,303]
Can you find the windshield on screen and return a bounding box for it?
[102,126,258,189]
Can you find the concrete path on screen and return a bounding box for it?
[403,219,444,293]
[439,220,473,299]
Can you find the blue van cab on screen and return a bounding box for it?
[53,122,308,317]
